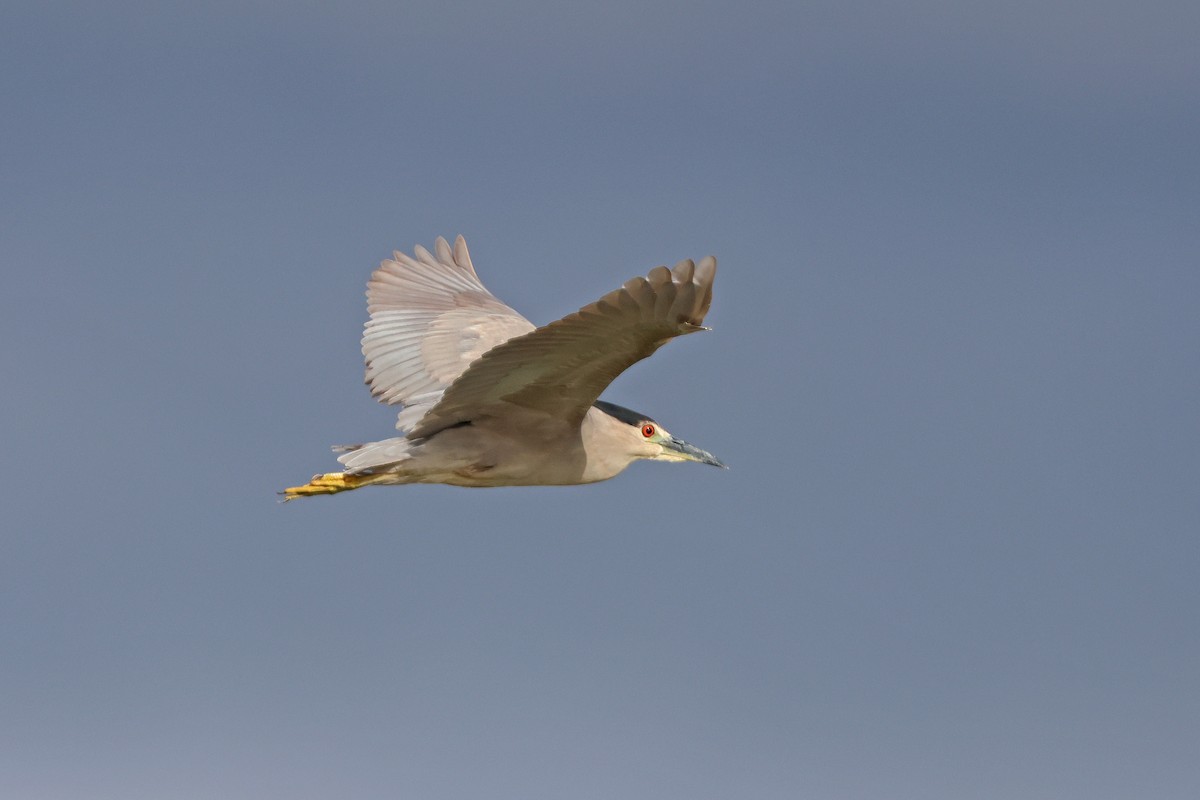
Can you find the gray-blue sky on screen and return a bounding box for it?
[3,2,1198,798]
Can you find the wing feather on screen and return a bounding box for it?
[407,256,717,438]
[360,236,536,427]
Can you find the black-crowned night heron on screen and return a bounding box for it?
[283,236,724,499]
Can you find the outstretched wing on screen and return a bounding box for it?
[361,236,536,431]
[407,256,717,438]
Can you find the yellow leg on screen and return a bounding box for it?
[281,471,370,501]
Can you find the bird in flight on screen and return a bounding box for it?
[283,236,724,499]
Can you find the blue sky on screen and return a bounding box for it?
[3,2,1198,798]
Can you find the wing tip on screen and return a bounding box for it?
[452,234,477,276]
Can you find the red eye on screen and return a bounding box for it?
[641,424,656,438]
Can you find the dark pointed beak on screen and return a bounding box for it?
[664,436,727,468]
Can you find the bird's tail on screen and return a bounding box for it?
[280,471,382,501]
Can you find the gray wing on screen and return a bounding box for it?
[407,256,717,439]
[362,236,536,431]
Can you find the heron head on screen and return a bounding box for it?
[593,400,726,469]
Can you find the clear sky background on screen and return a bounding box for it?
[3,2,1198,798]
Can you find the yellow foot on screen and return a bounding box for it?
[280,472,364,501]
